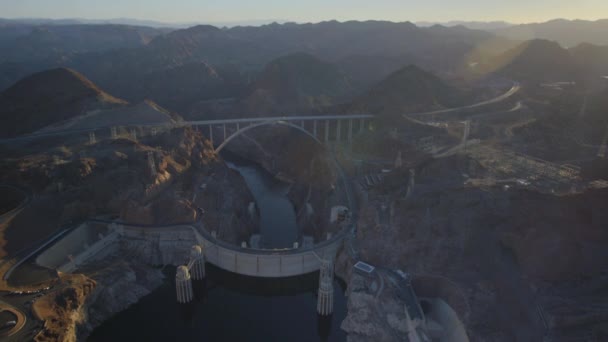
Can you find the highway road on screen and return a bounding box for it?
[404,82,521,117]
[0,302,26,339]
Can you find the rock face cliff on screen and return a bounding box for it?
[2,126,257,341]
[78,261,165,340]
[0,127,254,259]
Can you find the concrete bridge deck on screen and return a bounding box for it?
[0,114,375,145]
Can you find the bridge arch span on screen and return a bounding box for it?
[214,119,323,153]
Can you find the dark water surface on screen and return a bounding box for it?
[88,266,347,342]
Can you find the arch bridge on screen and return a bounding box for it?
[186,115,374,153]
[0,114,375,149]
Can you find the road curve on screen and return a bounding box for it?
[0,303,27,338]
[404,82,521,117]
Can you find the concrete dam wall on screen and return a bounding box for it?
[35,221,345,277]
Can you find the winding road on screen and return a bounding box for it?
[404,82,521,117]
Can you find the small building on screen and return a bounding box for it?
[353,261,376,276]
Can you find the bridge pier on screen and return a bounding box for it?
[130,129,137,141]
[317,259,335,316]
[325,121,330,142]
[348,119,353,143]
[209,125,214,143]
[462,120,471,150]
[223,124,227,142]
[360,119,365,133]
[89,132,96,144]
[336,120,341,142]
[176,266,193,303]
[147,152,157,177]
[406,168,416,198]
[110,127,117,139]
[190,245,206,280]
[313,120,318,139]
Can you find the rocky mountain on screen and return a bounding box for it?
[570,43,608,76]
[484,39,579,83]
[243,53,355,114]
[349,65,463,116]
[494,19,608,47]
[335,54,413,89]
[0,68,127,137]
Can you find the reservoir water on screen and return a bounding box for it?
[88,266,347,342]
[89,156,347,341]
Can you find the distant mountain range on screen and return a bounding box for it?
[493,19,608,47]
[1,18,608,124]
[0,17,291,29]
[416,21,513,30]
[0,20,502,112]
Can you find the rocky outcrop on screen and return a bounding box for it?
[77,260,165,340]
[353,152,608,341]
[341,273,419,342]
[32,274,96,342]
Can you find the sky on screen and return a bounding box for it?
[0,0,607,25]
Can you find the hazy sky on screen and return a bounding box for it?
[1,0,607,24]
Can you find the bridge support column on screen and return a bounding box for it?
[176,266,193,303]
[336,120,341,142]
[598,124,608,158]
[151,127,157,136]
[406,168,416,199]
[89,132,96,144]
[360,119,365,133]
[236,122,240,131]
[462,120,471,150]
[147,152,157,177]
[348,119,353,143]
[110,127,117,139]
[209,125,213,144]
[130,129,137,141]
[190,245,206,280]
[325,121,330,143]
[313,120,318,139]
[223,124,227,142]
[317,259,334,316]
